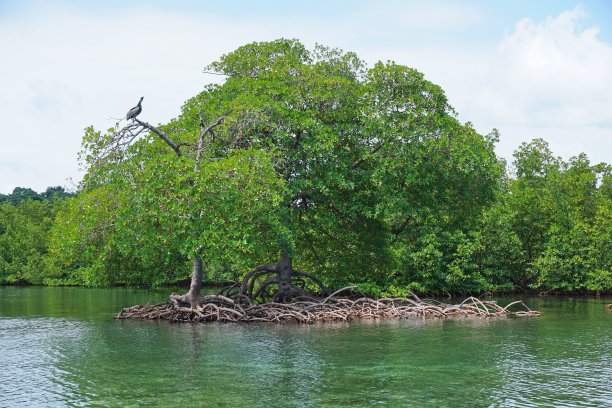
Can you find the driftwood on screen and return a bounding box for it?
[114,288,540,323]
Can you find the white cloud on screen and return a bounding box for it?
[463,6,612,162]
[0,4,610,193]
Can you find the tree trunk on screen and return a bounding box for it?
[228,248,330,303]
[119,116,225,311]
[172,257,203,308]
[277,250,292,290]
[187,257,203,305]
[274,249,300,302]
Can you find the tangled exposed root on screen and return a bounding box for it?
[217,264,330,304]
[114,288,540,323]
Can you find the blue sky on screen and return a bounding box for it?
[1,0,611,193]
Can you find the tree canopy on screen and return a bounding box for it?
[155,39,504,299]
[3,39,609,297]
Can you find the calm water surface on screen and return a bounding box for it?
[0,287,610,407]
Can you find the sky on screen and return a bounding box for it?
[1,0,611,194]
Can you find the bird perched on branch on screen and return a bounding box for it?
[126,97,144,120]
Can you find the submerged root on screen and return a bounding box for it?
[114,291,540,323]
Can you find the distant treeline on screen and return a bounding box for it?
[1,140,610,295]
[0,186,73,205]
[0,187,74,285]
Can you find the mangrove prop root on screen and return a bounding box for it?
[114,293,540,323]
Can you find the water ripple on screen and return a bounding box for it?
[0,317,90,407]
[0,291,610,407]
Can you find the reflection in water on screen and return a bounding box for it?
[0,288,610,407]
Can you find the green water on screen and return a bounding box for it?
[0,287,610,407]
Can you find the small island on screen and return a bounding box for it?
[1,3,611,406]
[2,40,609,316]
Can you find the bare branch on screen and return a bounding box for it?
[134,118,182,157]
[194,116,224,171]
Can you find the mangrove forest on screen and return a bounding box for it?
[1,40,610,310]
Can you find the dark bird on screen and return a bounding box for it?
[126,97,144,120]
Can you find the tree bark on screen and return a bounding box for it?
[172,257,203,308]
[186,257,203,305]
[134,118,182,157]
[230,250,330,303]
[277,250,292,291]
[273,248,302,302]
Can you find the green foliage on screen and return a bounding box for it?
[470,200,525,291]
[531,155,612,293]
[52,133,286,287]
[117,148,286,283]
[170,40,503,294]
[49,186,153,286]
[5,40,610,296]
[0,195,66,284]
[475,139,612,294]
[0,186,72,205]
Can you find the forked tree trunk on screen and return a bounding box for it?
[229,247,330,303]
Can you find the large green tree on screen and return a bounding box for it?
[54,105,285,307]
[161,40,502,299]
[483,139,612,294]
[60,39,503,303]
[531,151,612,293]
